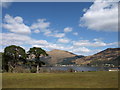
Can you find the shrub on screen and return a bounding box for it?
[30,67,37,73]
[13,66,30,73]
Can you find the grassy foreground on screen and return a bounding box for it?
[2,71,118,88]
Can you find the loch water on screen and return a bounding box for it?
[41,66,110,72]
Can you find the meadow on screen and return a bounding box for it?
[2,71,118,88]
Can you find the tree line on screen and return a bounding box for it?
[2,45,48,73]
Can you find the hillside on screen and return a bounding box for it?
[73,48,120,66]
[46,49,77,65]
[58,55,84,65]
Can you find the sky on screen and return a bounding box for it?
[0,0,119,56]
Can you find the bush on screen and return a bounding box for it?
[30,67,37,73]
[13,66,30,73]
[68,68,75,72]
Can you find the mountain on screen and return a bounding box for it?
[1,48,119,67]
[58,55,84,65]
[46,49,78,65]
[73,48,120,66]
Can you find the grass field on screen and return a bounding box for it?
[2,71,118,88]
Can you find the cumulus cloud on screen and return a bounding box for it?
[0,32,91,55]
[73,39,117,47]
[73,32,78,36]
[44,30,65,38]
[83,8,88,12]
[1,33,49,46]
[0,35,105,55]
[30,19,50,30]
[30,19,51,34]
[3,14,31,34]
[3,14,65,38]
[34,29,40,33]
[80,0,118,32]
[72,47,91,53]
[33,44,65,50]
[64,27,73,32]
[107,42,119,47]
[1,13,118,55]
[30,19,65,38]
[1,32,118,55]
[51,33,65,38]
[57,38,70,43]
[1,33,31,46]
[1,32,65,51]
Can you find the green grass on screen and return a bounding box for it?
[2,71,118,88]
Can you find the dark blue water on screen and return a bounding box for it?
[42,66,110,71]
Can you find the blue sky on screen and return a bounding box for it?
[1,1,119,55]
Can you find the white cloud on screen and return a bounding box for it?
[83,8,88,12]
[64,27,73,32]
[32,43,65,51]
[3,14,31,34]
[1,32,118,55]
[0,33,84,55]
[80,0,118,32]
[1,13,118,55]
[107,42,119,46]
[52,33,65,38]
[73,32,78,36]
[30,19,51,35]
[30,19,50,30]
[31,19,65,38]
[73,39,117,47]
[34,29,40,33]
[57,38,70,43]
[1,33,49,46]
[2,14,65,38]
[2,14,65,39]
[73,40,91,46]
[72,47,91,53]
[45,32,65,38]
[1,33,31,46]
[1,32,65,52]
[44,30,52,36]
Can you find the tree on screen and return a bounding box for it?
[3,45,26,72]
[27,47,48,73]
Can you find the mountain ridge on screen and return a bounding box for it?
[46,49,77,65]
[0,48,119,67]
[73,48,120,66]
[45,48,120,67]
